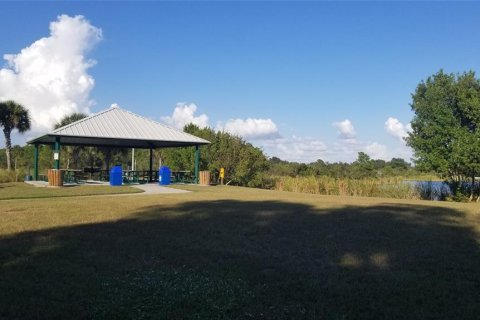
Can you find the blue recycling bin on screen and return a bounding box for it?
[110,166,123,186]
[159,166,171,185]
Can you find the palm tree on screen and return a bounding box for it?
[0,100,31,170]
[54,112,88,129]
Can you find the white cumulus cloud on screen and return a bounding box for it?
[333,119,356,140]
[364,142,388,160]
[160,103,209,130]
[216,118,279,140]
[0,14,102,134]
[385,117,411,141]
[262,136,327,163]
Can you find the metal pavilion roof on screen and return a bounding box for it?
[27,106,210,148]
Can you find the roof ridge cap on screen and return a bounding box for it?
[121,108,210,142]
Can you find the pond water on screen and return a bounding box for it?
[404,180,451,201]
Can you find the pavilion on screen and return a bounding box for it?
[27,105,210,183]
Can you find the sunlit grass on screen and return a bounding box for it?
[0,182,142,200]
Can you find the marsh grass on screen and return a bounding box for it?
[275,176,419,199]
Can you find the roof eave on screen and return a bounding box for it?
[27,133,210,148]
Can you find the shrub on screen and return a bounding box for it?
[0,168,26,183]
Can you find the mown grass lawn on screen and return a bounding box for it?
[0,182,142,200]
[1,185,479,319]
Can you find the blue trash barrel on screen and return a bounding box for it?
[159,166,171,185]
[110,166,123,186]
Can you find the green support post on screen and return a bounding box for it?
[194,145,200,184]
[149,147,153,182]
[34,144,39,181]
[54,138,61,170]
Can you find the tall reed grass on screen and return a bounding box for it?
[274,176,419,199]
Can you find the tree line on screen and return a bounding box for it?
[0,132,421,189]
[0,104,437,188]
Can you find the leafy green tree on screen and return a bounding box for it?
[350,152,375,178]
[406,70,480,199]
[389,158,409,171]
[97,147,128,171]
[0,100,31,170]
[309,159,327,175]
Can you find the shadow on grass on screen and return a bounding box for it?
[0,200,479,319]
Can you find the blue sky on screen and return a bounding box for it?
[1,1,479,163]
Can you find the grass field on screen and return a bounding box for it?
[1,184,479,319]
[0,182,143,200]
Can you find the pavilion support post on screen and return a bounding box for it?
[54,138,61,170]
[194,145,200,184]
[34,144,39,181]
[149,147,153,182]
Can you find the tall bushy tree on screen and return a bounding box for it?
[160,124,268,186]
[351,152,375,178]
[54,113,88,169]
[0,101,31,170]
[406,70,480,199]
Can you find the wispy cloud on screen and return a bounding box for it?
[262,136,328,163]
[365,142,388,160]
[0,15,102,134]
